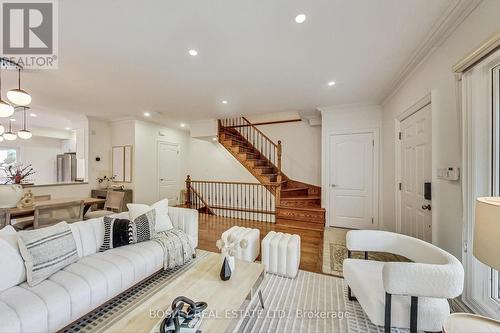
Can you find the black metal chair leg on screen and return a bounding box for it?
[410,296,418,333]
[385,292,391,333]
[348,286,357,301]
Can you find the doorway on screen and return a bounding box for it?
[396,101,432,242]
[157,141,180,206]
[328,130,378,229]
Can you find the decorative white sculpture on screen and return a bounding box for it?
[0,184,23,208]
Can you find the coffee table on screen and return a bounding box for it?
[99,251,265,333]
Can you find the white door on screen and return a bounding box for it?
[158,142,180,206]
[399,104,432,241]
[329,132,375,229]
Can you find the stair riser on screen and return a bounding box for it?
[255,167,274,175]
[280,189,309,198]
[276,208,325,223]
[238,153,261,160]
[280,199,321,208]
[276,218,324,231]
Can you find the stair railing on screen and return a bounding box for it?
[185,175,277,222]
[219,117,283,182]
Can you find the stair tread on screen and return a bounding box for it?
[281,187,309,192]
[276,205,326,212]
[281,196,320,200]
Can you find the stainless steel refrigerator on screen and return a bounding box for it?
[57,153,77,182]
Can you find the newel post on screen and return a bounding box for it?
[276,141,282,204]
[277,140,282,178]
[185,175,192,207]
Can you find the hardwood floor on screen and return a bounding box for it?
[197,213,323,273]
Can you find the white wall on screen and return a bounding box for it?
[0,136,65,185]
[381,0,500,259]
[88,117,112,189]
[253,121,321,186]
[320,104,382,227]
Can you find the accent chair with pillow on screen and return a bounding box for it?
[343,230,464,333]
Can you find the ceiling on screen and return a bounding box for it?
[2,0,455,127]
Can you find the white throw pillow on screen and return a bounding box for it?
[127,199,173,233]
[0,226,26,291]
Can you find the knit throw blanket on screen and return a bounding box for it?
[152,229,195,269]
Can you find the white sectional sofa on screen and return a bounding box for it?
[0,206,198,333]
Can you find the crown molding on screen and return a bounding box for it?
[453,28,500,73]
[381,0,482,106]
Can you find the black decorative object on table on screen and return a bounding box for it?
[159,296,207,333]
[220,257,232,281]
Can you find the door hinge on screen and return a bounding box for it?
[399,182,402,191]
[372,217,374,224]
[398,132,402,140]
[372,139,374,146]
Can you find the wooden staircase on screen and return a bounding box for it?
[218,118,325,231]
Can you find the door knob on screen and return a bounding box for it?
[160,178,164,181]
[421,204,431,211]
[330,184,337,188]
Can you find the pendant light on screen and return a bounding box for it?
[7,68,31,106]
[17,107,32,139]
[0,122,4,135]
[3,119,17,141]
[0,65,14,117]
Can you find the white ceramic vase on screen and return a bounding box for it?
[0,184,23,208]
[221,250,236,273]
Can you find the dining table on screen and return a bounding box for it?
[9,197,106,219]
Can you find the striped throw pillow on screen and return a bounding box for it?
[134,209,156,243]
[99,216,135,252]
[17,222,79,287]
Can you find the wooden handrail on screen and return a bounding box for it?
[185,176,276,222]
[241,117,278,148]
[189,179,280,186]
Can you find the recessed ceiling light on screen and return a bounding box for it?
[222,100,228,104]
[29,113,37,117]
[295,14,306,23]
[180,123,186,128]
[65,127,71,130]
[188,49,198,56]
[9,118,16,121]
[327,81,336,86]
[212,137,217,141]
[143,112,151,117]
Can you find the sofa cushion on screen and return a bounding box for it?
[343,258,450,331]
[0,300,21,333]
[77,256,123,298]
[0,226,26,292]
[0,286,49,333]
[128,199,173,233]
[17,222,79,286]
[70,218,105,258]
[19,280,72,332]
[48,270,92,320]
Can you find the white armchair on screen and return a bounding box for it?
[343,230,464,333]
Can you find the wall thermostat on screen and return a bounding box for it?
[437,166,460,181]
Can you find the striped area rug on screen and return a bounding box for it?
[235,270,409,333]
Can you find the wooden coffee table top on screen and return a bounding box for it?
[102,251,264,333]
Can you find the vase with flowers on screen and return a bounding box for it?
[96,175,117,189]
[216,235,248,279]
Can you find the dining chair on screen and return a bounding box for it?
[34,200,84,229]
[0,209,11,229]
[84,190,125,219]
[10,194,53,231]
